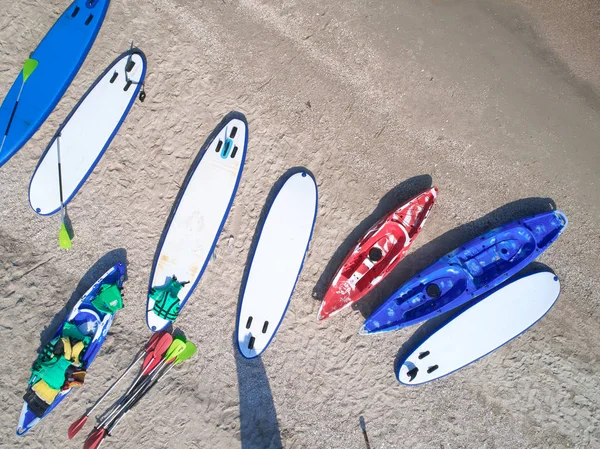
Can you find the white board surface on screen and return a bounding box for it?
[29,52,146,215]
[147,115,247,332]
[397,271,560,385]
[237,171,318,359]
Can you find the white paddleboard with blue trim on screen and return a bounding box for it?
[397,270,561,385]
[28,49,146,215]
[236,170,318,359]
[147,111,247,332]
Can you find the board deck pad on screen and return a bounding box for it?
[318,187,438,320]
[146,112,247,332]
[0,0,110,168]
[361,210,567,334]
[236,171,318,359]
[16,262,125,436]
[29,50,146,215]
[396,271,560,385]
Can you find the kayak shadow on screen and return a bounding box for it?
[312,174,433,301]
[393,261,556,376]
[233,333,282,449]
[353,197,557,319]
[37,248,128,353]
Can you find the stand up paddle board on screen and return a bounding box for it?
[396,270,560,385]
[0,0,111,168]
[318,187,438,321]
[361,210,567,334]
[17,262,125,436]
[146,111,247,332]
[29,49,146,215]
[236,171,318,359]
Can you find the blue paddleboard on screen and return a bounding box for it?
[360,210,567,334]
[0,0,110,168]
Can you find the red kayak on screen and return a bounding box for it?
[317,187,438,320]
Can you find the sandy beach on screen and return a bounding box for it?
[0,0,599,448]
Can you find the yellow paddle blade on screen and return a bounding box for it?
[59,222,72,249]
[164,338,186,362]
[174,342,197,365]
[23,59,38,82]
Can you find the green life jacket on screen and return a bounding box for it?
[61,322,91,345]
[150,278,185,322]
[29,324,92,388]
[91,283,124,314]
[30,355,73,390]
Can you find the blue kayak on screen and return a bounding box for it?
[16,262,125,436]
[0,0,110,168]
[360,210,567,334]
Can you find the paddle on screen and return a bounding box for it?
[55,133,73,248]
[90,338,186,436]
[67,332,172,439]
[83,341,194,449]
[0,58,38,153]
[111,341,198,425]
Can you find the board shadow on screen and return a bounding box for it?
[37,248,128,353]
[351,197,558,319]
[393,261,556,375]
[233,333,282,449]
[312,174,434,301]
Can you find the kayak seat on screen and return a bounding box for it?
[400,270,469,322]
[354,225,408,290]
[459,230,535,288]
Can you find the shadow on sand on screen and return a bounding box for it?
[233,333,282,449]
[38,248,128,353]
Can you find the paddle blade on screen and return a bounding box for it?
[174,341,197,365]
[153,334,173,358]
[22,59,38,82]
[83,428,105,449]
[59,222,72,249]
[141,334,174,374]
[67,415,88,439]
[163,338,186,363]
[145,331,170,352]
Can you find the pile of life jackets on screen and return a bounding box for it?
[23,323,91,417]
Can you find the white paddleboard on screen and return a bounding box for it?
[397,271,560,385]
[29,49,146,215]
[147,112,247,332]
[236,171,318,359]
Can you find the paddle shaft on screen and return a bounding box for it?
[84,350,146,418]
[106,363,175,436]
[0,81,26,152]
[97,360,165,430]
[56,134,66,210]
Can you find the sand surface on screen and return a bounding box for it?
[1,0,599,448]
